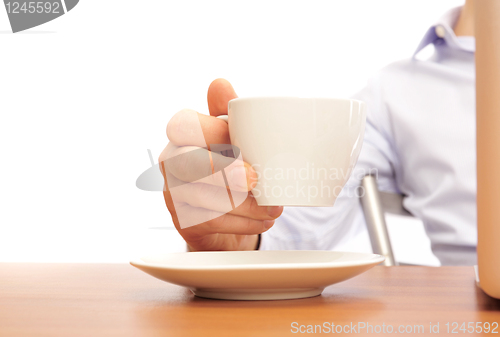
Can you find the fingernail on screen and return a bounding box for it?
[263,220,275,229]
[228,165,248,190]
[267,206,283,218]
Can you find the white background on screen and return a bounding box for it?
[0,0,462,263]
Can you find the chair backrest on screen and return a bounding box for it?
[379,191,412,217]
[359,175,412,266]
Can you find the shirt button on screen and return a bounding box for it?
[435,25,446,38]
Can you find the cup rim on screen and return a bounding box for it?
[229,96,365,105]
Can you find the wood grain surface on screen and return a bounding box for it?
[0,264,499,336]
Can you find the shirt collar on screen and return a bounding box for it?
[413,6,475,59]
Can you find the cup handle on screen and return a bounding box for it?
[216,115,228,123]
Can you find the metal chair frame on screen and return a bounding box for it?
[359,175,413,266]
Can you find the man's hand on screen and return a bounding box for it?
[159,79,283,251]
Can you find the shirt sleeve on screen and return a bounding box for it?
[259,74,400,251]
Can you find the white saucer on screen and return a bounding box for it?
[130,250,384,301]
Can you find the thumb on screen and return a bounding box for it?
[207,78,238,116]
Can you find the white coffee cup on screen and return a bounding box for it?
[218,97,366,207]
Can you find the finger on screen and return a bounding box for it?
[175,202,275,234]
[167,181,282,221]
[232,194,284,220]
[160,144,257,191]
[162,187,181,228]
[207,78,238,117]
[168,177,247,214]
[167,108,230,147]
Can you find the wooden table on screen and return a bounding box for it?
[1,264,499,336]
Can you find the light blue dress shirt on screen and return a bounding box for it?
[261,7,477,266]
